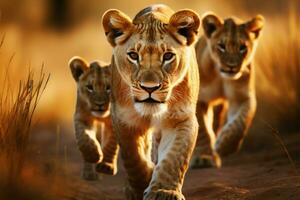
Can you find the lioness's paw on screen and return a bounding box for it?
[96,162,117,175]
[78,135,103,163]
[143,189,184,200]
[190,153,221,169]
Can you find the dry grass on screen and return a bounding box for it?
[255,1,300,131]
[260,118,300,182]
[0,52,50,189]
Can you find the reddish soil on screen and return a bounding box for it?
[25,129,300,200]
[47,132,299,200]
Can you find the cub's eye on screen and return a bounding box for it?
[106,85,111,93]
[163,52,175,62]
[239,44,247,54]
[127,52,139,61]
[86,84,93,92]
[217,43,226,53]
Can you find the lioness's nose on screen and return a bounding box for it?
[140,82,161,93]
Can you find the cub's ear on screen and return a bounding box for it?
[169,9,200,45]
[90,61,101,70]
[102,65,112,80]
[245,15,264,39]
[90,61,111,78]
[102,9,133,46]
[69,56,89,82]
[202,13,223,38]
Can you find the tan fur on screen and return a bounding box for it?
[69,57,119,179]
[102,4,200,200]
[190,13,264,168]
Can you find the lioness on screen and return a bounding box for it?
[102,4,200,200]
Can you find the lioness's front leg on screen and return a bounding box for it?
[215,96,256,156]
[190,102,221,168]
[74,118,103,163]
[144,115,198,200]
[114,119,154,200]
[96,121,119,175]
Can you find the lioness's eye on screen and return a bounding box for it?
[163,52,175,62]
[127,52,139,61]
[239,44,247,53]
[217,43,226,53]
[86,84,93,92]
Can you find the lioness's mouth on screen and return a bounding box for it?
[135,98,164,104]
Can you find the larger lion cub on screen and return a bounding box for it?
[69,57,119,179]
[191,13,264,168]
[102,4,200,200]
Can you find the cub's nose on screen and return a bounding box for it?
[139,82,161,94]
[226,57,240,68]
[227,62,238,68]
[95,102,108,111]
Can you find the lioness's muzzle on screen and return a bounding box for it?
[134,97,164,103]
[140,83,161,94]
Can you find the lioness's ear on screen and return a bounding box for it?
[202,13,223,38]
[169,9,200,45]
[102,9,133,46]
[69,56,89,82]
[245,15,264,39]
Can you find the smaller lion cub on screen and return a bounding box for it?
[69,57,119,180]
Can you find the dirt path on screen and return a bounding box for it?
[50,132,299,200]
[63,161,300,200]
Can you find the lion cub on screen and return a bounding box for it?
[191,14,264,168]
[69,57,119,180]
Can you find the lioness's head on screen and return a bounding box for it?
[69,57,111,118]
[202,13,264,79]
[102,5,200,116]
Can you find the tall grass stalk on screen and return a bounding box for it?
[0,63,50,186]
[256,1,300,131]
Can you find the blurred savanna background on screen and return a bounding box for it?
[0,0,299,199]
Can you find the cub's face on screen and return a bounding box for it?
[69,57,111,118]
[102,6,200,116]
[202,14,264,79]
